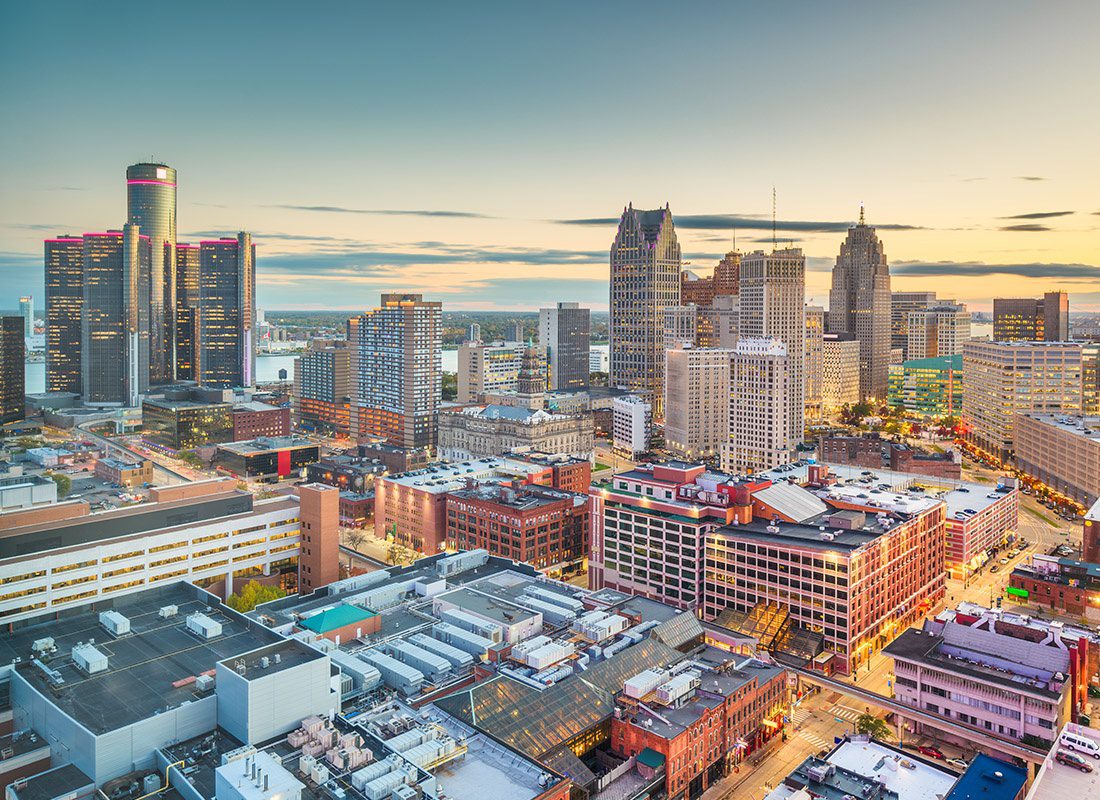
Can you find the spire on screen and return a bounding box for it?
[771,187,777,251]
[859,203,865,226]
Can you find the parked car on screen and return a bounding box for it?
[1055,750,1093,772]
[917,746,945,760]
[947,758,969,770]
[990,565,1000,573]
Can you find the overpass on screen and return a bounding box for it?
[792,666,1048,765]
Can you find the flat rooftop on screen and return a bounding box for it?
[711,517,885,553]
[1028,723,1100,799]
[216,436,317,455]
[439,585,542,626]
[1020,413,1100,443]
[6,582,293,733]
[8,763,94,800]
[383,457,549,492]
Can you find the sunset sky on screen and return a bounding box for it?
[2,1,1098,312]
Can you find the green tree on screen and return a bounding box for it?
[227,580,287,612]
[176,450,203,468]
[855,713,893,740]
[45,471,72,499]
[442,372,458,401]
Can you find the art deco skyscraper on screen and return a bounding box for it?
[81,225,151,405]
[197,234,255,389]
[828,209,891,400]
[539,301,590,391]
[348,293,442,451]
[739,247,805,449]
[609,204,681,416]
[126,162,176,384]
[44,236,84,394]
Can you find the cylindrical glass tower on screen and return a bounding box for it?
[126,162,177,385]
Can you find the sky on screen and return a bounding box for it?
[1,1,1098,313]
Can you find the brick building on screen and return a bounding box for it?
[231,401,291,441]
[818,434,961,479]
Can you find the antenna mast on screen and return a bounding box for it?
[771,187,777,251]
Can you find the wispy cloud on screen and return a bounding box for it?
[998,211,1073,220]
[1017,176,1045,181]
[4,223,79,232]
[554,213,924,233]
[893,260,1099,279]
[268,204,494,219]
[999,223,1052,232]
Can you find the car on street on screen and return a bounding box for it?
[999,558,1009,564]
[947,758,969,770]
[1055,750,1094,772]
[917,746,945,760]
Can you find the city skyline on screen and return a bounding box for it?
[2,3,1099,312]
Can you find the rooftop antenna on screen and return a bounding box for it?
[859,203,865,226]
[731,225,737,253]
[771,187,777,251]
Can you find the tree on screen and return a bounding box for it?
[227,580,287,612]
[176,450,203,468]
[344,528,366,552]
[45,471,72,499]
[442,372,458,401]
[855,713,893,740]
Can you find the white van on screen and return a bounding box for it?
[1060,729,1100,759]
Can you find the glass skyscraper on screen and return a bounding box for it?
[197,234,255,389]
[174,243,201,381]
[44,236,84,394]
[81,225,151,405]
[126,162,176,384]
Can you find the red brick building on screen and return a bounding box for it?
[611,648,787,800]
[445,482,588,571]
[232,401,291,441]
[818,434,961,479]
[298,483,341,593]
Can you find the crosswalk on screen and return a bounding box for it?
[798,729,832,752]
[828,704,863,724]
[792,708,813,726]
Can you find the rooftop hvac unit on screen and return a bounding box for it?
[187,612,223,640]
[624,669,666,699]
[158,605,179,619]
[195,674,215,692]
[655,671,701,705]
[510,635,552,662]
[31,637,55,655]
[99,610,130,636]
[407,633,474,669]
[72,642,108,674]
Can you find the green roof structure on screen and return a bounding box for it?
[299,603,377,634]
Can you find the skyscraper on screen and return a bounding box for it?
[126,163,177,384]
[723,338,791,473]
[739,247,805,449]
[829,210,891,400]
[44,237,84,394]
[18,296,33,339]
[993,291,1069,342]
[197,234,255,389]
[538,301,590,391]
[81,226,151,405]
[0,317,24,424]
[174,243,200,382]
[906,302,971,359]
[891,291,938,356]
[665,345,733,460]
[609,204,681,416]
[348,293,442,451]
[467,323,481,343]
[804,305,825,421]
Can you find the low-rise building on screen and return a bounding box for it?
[1009,554,1100,620]
[1013,413,1100,507]
[888,354,963,417]
[885,603,1096,749]
[142,395,233,451]
[230,401,290,441]
[93,457,153,488]
[0,474,57,512]
[437,404,594,461]
[214,436,320,480]
[818,433,962,479]
[612,395,651,460]
[305,454,387,493]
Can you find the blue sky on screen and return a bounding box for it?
[2,1,1098,311]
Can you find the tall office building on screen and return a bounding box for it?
[829,210,891,400]
[293,339,352,435]
[804,305,825,421]
[126,162,177,384]
[664,345,733,459]
[0,317,24,424]
[506,321,523,343]
[174,243,201,381]
[44,237,84,394]
[467,323,481,343]
[609,204,681,416]
[456,340,529,402]
[81,226,151,406]
[962,340,1083,460]
[739,248,805,449]
[993,292,1069,342]
[538,301,590,391]
[18,296,33,338]
[891,291,938,356]
[823,333,861,414]
[348,293,442,451]
[722,338,791,473]
[906,303,971,359]
[197,234,255,389]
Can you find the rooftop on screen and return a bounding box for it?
[216,436,317,455]
[1018,413,1100,443]
[1028,723,1100,799]
[5,582,294,733]
[232,401,283,413]
[382,457,550,492]
[8,764,94,800]
[298,603,378,634]
[945,753,1027,800]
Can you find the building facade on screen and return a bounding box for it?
[962,340,1083,461]
[665,347,733,460]
[0,318,24,424]
[456,340,529,402]
[293,339,351,435]
[828,213,891,401]
[174,242,201,382]
[231,401,291,441]
[80,226,151,406]
[1013,413,1100,507]
[44,237,84,394]
[906,303,971,359]
[609,205,681,416]
[993,291,1069,342]
[804,305,824,421]
[142,396,233,450]
[539,302,590,391]
[891,291,938,358]
[723,338,790,474]
[821,333,860,415]
[437,404,594,461]
[612,395,651,459]
[348,293,442,451]
[739,249,805,448]
[126,162,177,385]
[887,354,962,417]
[197,234,256,389]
